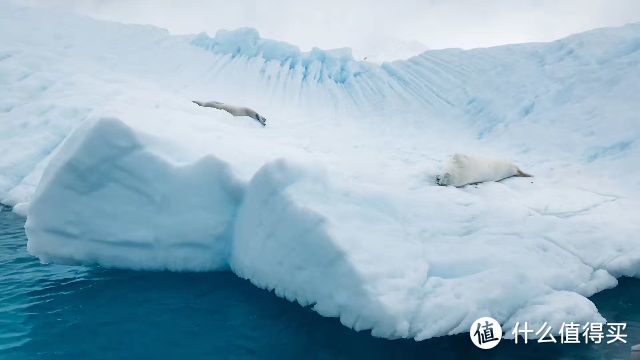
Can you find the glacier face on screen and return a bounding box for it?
[2,2,640,340]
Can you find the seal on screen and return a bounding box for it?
[193,100,267,126]
[435,153,532,187]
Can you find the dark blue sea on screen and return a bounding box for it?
[1,207,638,359]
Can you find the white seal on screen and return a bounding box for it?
[435,153,532,187]
[193,100,267,126]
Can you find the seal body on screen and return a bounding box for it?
[193,100,267,126]
[435,154,531,187]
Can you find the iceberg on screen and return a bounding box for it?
[26,118,243,271]
[1,2,640,340]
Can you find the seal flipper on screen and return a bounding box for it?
[516,169,532,177]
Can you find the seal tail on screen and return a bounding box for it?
[516,168,532,177]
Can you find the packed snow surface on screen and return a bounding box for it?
[2,2,640,340]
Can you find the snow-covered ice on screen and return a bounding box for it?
[1,2,640,340]
[26,118,243,271]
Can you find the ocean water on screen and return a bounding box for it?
[0,207,638,360]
